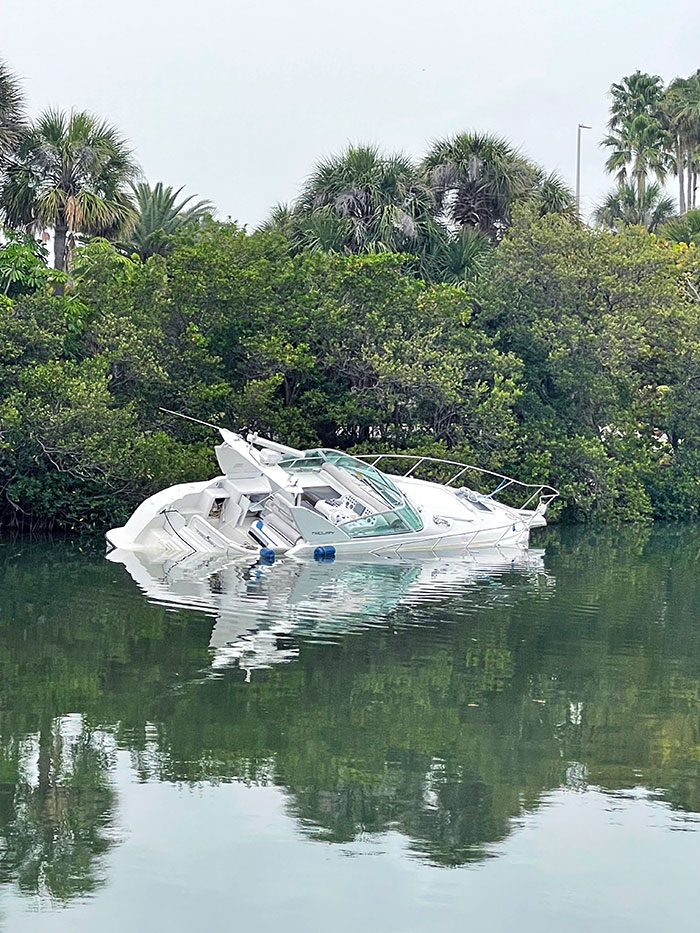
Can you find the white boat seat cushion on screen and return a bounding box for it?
[264,512,302,545]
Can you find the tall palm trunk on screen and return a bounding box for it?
[687,148,693,212]
[677,139,686,214]
[54,221,67,272]
[636,168,646,215]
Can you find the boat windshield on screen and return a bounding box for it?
[340,502,424,538]
[278,448,423,535]
[279,449,402,505]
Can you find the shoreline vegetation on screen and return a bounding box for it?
[0,62,699,532]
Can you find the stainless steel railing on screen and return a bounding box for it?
[354,454,558,513]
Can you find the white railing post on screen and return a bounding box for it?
[404,457,426,477]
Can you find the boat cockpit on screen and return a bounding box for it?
[275,449,424,538]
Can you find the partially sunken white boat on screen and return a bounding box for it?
[106,415,557,559]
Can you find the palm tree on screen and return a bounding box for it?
[601,113,673,206]
[0,60,25,160]
[260,202,354,253]
[118,181,212,260]
[664,72,700,214]
[658,207,700,244]
[422,226,491,286]
[0,109,138,271]
[532,169,577,218]
[593,180,675,232]
[295,144,436,254]
[420,132,537,240]
[608,71,666,130]
[603,72,674,217]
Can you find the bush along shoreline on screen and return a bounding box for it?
[1,213,699,533]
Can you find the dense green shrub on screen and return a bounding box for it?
[0,213,698,531]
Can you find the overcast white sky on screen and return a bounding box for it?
[4,0,699,226]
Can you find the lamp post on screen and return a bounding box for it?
[576,123,591,214]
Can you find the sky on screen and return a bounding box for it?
[4,0,700,227]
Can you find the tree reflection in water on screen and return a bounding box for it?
[0,718,115,900]
[0,524,699,900]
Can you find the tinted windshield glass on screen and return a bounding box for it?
[278,449,405,507]
[341,502,423,538]
[277,449,422,533]
[277,451,327,471]
[321,451,404,508]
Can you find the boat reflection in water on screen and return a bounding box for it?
[108,545,553,674]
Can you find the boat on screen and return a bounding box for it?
[105,412,558,559]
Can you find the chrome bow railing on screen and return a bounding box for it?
[354,454,558,513]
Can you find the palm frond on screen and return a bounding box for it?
[116,180,213,259]
[594,180,676,232]
[658,207,700,243]
[0,59,26,156]
[422,225,491,285]
[532,170,576,217]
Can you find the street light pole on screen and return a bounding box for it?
[576,123,591,214]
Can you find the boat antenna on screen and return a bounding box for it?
[158,407,224,432]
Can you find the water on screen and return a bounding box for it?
[0,525,699,931]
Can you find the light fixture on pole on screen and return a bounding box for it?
[576,123,592,213]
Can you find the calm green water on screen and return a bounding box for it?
[0,525,699,931]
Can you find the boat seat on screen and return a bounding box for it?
[264,510,302,546]
[221,494,250,527]
[216,495,251,539]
